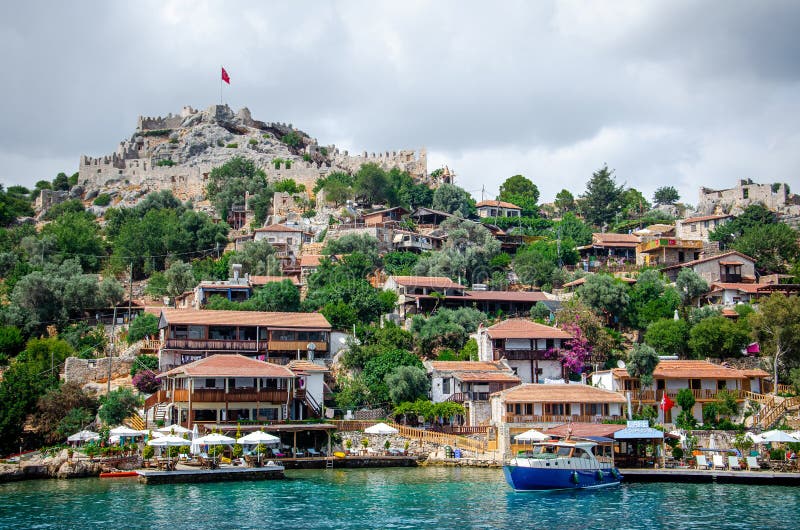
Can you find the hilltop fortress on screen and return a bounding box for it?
[76,104,438,209]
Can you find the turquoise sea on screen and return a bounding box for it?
[1,467,799,529]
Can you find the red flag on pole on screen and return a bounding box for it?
[221,67,231,85]
[660,394,675,411]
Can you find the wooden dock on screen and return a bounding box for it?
[137,464,284,485]
[621,468,800,486]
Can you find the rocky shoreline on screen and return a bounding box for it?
[0,450,141,483]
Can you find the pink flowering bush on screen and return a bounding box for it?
[132,369,160,394]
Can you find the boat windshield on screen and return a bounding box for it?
[526,445,559,459]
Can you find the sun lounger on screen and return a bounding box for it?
[696,455,711,469]
[712,454,726,470]
[746,457,761,470]
[728,456,742,470]
[307,448,321,457]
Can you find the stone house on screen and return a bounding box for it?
[578,233,641,264]
[424,360,520,426]
[675,214,732,242]
[636,237,704,267]
[706,282,767,306]
[253,224,313,259]
[661,251,757,283]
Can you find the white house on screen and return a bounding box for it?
[675,214,732,242]
[424,360,520,426]
[476,319,572,384]
[253,224,312,258]
[476,200,522,218]
[287,359,329,420]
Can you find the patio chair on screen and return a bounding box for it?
[712,454,726,470]
[696,455,711,470]
[745,456,761,470]
[307,448,321,457]
[728,456,742,470]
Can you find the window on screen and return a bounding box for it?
[544,403,566,415]
[717,380,727,390]
[205,378,216,388]
[442,377,451,394]
[690,379,701,390]
[743,188,749,199]
[678,251,685,263]
[691,224,697,233]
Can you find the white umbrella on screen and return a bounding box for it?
[364,423,399,435]
[147,435,188,470]
[110,426,143,438]
[157,424,192,435]
[190,425,201,455]
[194,433,236,465]
[67,430,99,443]
[745,432,763,444]
[760,430,799,443]
[238,431,281,464]
[514,429,550,442]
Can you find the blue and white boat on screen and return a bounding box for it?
[503,440,622,491]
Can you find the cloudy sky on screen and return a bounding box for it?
[1,0,798,204]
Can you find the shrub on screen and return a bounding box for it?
[303,153,311,162]
[232,444,243,458]
[281,131,302,148]
[130,354,159,377]
[132,369,160,394]
[169,138,178,144]
[143,445,154,459]
[156,159,176,167]
[127,313,159,344]
[142,129,171,137]
[93,193,112,207]
[225,143,238,149]
[672,447,684,461]
[248,138,258,145]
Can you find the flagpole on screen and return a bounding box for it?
[220,65,223,105]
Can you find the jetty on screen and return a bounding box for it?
[620,468,800,486]
[136,464,284,485]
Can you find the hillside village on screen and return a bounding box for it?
[1,104,800,464]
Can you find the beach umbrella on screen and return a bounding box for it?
[364,423,399,435]
[514,429,550,442]
[157,424,192,435]
[194,433,236,465]
[760,430,799,443]
[67,430,100,443]
[190,425,201,455]
[745,432,763,444]
[238,431,281,463]
[110,425,143,437]
[148,434,188,470]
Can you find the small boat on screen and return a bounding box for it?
[99,471,139,478]
[504,440,622,491]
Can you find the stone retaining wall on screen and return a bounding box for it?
[64,356,134,385]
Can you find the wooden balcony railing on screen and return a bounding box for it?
[631,389,742,402]
[446,391,490,403]
[494,349,552,361]
[172,388,289,403]
[267,341,328,352]
[504,414,614,424]
[164,338,265,352]
[144,390,168,409]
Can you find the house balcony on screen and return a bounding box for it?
[629,388,742,402]
[493,349,553,361]
[504,414,619,424]
[171,388,289,403]
[446,391,491,403]
[161,339,328,354]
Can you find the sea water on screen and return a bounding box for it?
[1,467,798,529]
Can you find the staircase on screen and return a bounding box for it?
[125,413,146,431]
[151,403,168,428]
[755,396,800,430]
[391,423,487,453]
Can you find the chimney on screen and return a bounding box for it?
[232,263,242,283]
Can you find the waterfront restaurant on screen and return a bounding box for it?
[153,354,296,428]
[156,309,331,370]
[489,383,626,456]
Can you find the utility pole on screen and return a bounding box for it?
[128,261,134,325]
[108,306,117,395]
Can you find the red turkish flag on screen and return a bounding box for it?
[221,67,230,85]
[660,394,675,411]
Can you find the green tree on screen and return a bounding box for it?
[127,313,160,344]
[731,223,799,274]
[226,239,281,276]
[164,260,195,297]
[362,349,423,405]
[749,294,800,393]
[554,189,576,213]
[580,165,624,227]
[675,388,697,429]
[98,387,142,426]
[0,359,59,453]
[627,343,660,387]
[30,382,99,445]
[334,374,371,410]
[353,163,392,204]
[688,316,750,359]
[248,280,300,312]
[383,251,420,275]
[675,268,709,307]
[385,365,430,405]
[145,271,168,297]
[645,319,689,357]
[549,212,592,246]
[410,307,486,355]
[415,217,501,285]
[619,188,651,219]
[41,211,105,272]
[578,274,630,323]
[710,204,777,249]
[498,174,539,215]
[431,184,475,217]
[653,186,680,205]
[0,326,25,365]
[274,179,305,194]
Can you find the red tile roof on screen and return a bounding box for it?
[495,384,627,404]
[592,233,641,247]
[428,361,508,372]
[300,254,324,268]
[486,319,572,340]
[464,290,549,302]
[680,214,732,224]
[454,371,521,383]
[161,354,295,378]
[390,276,465,289]
[249,275,301,286]
[159,308,331,329]
[562,276,637,288]
[740,369,770,377]
[286,360,330,373]
[608,360,747,379]
[710,282,763,294]
[476,200,521,210]
[254,224,304,233]
[544,423,626,438]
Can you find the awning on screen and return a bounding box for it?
[581,436,616,444]
[614,427,664,440]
